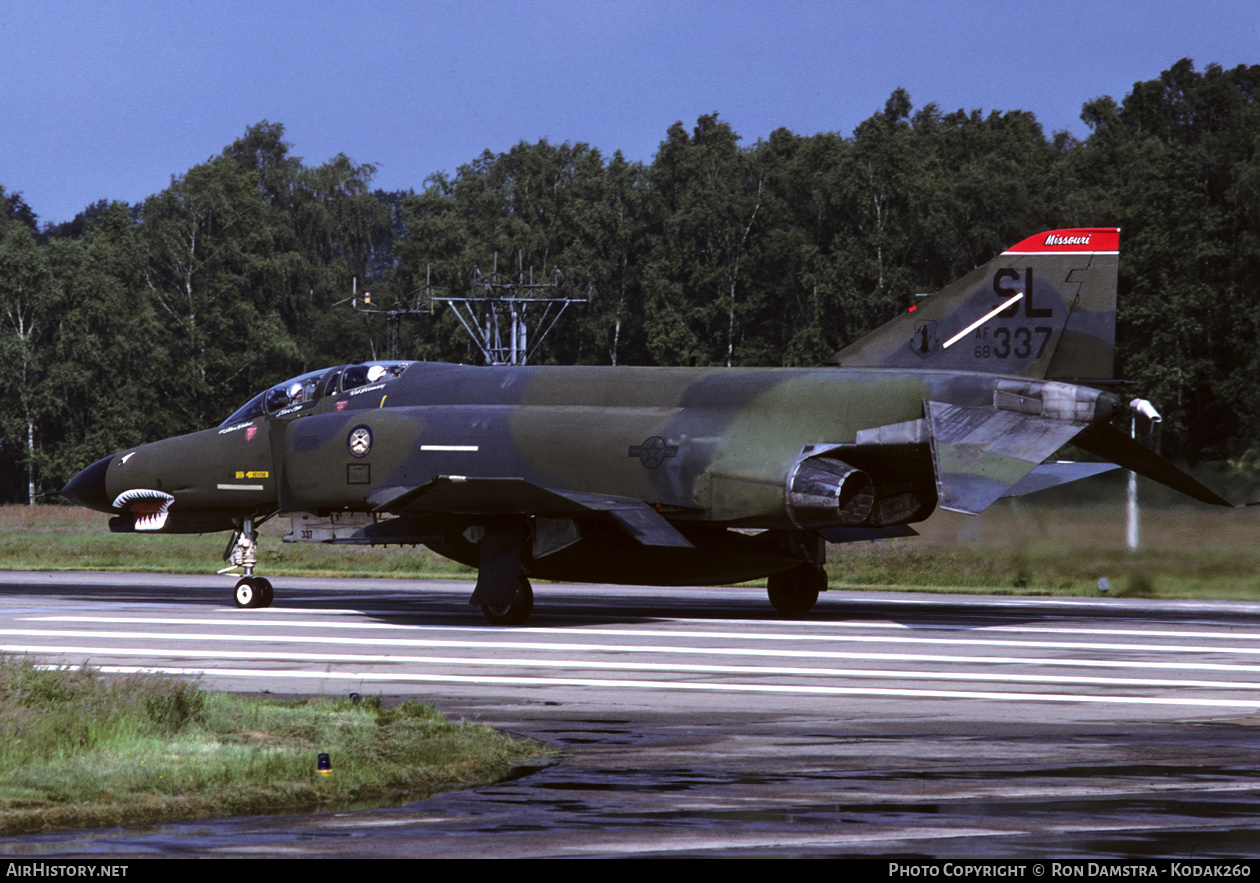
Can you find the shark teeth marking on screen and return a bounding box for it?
[111,489,175,531]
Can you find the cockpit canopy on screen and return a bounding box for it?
[220,362,413,427]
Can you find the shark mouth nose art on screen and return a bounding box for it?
[112,489,176,531]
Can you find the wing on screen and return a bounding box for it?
[368,476,694,548]
[1000,461,1119,498]
[925,401,1089,514]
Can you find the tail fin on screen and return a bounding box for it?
[824,229,1119,381]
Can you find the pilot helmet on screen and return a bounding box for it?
[366,365,387,383]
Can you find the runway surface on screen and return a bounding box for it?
[2,571,1260,857]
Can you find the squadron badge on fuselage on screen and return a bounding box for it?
[347,425,373,458]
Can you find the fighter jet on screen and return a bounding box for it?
[61,228,1234,624]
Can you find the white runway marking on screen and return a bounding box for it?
[10,626,1260,673]
[6,643,1260,691]
[44,664,1260,709]
[13,604,1260,710]
[35,614,1260,649]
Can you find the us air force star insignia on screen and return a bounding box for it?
[347,425,373,458]
[628,436,677,469]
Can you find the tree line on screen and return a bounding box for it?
[2,59,1258,503]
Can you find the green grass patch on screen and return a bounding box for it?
[827,498,1260,600]
[0,655,556,834]
[6,493,1260,601]
[0,505,474,579]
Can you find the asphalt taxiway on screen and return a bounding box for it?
[2,572,1260,857]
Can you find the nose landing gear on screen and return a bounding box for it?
[221,516,275,608]
[233,575,274,609]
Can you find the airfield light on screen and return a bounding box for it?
[318,753,332,776]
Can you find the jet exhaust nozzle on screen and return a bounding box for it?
[786,456,874,528]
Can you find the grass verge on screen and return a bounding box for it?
[4,488,1260,601]
[833,496,1260,600]
[0,655,556,834]
[0,505,475,579]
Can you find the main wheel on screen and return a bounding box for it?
[234,577,273,609]
[481,577,534,626]
[767,565,825,616]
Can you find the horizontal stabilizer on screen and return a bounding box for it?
[1001,461,1120,498]
[370,476,693,547]
[1072,424,1235,507]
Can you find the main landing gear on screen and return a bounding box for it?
[766,563,827,616]
[222,516,275,609]
[480,576,534,626]
[468,520,535,625]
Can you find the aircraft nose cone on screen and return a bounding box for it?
[61,455,117,513]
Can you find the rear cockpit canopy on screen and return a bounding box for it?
[220,361,413,427]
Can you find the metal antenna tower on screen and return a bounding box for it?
[347,276,429,361]
[432,253,589,366]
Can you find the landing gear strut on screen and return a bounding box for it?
[223,516,274,609]
[468,519,534,625]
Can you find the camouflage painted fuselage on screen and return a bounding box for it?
[278,362,943,526]
[68,359,1120,585]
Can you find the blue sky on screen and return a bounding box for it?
[3,0,1257,227]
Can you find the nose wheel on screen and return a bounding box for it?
[234,576,274,608]
[223,516,276,608]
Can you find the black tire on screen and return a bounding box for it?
[767,565,824,616]
[256,578,274,608]
[481,577,534,626]
[234,577,264,609]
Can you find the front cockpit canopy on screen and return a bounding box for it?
[220,361,413,427]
